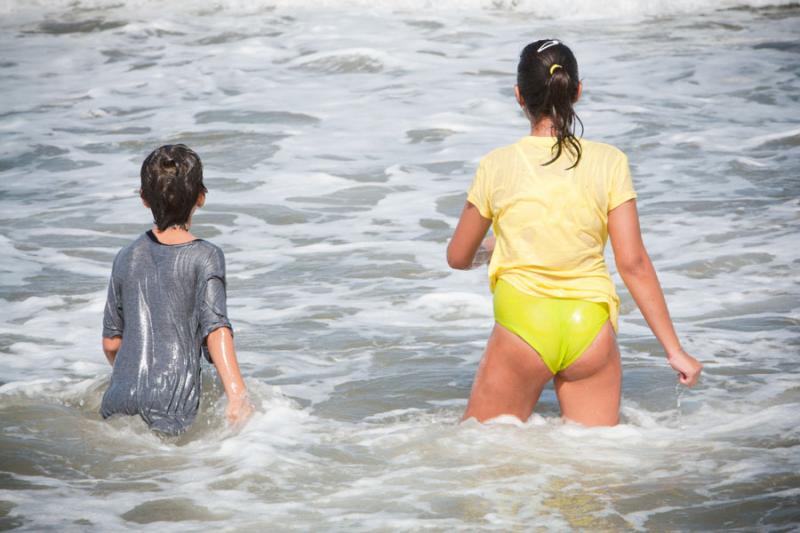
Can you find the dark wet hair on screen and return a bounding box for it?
[140,144,207,231]
[517,39,583,169]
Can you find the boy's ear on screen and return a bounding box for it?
[139,189,150,208]
[196,192,206,208]
[575,81,583,103]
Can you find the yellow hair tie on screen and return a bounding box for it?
[549,64,563,76]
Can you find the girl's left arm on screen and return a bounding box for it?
[447,202,493,270]
[608,199,703,387]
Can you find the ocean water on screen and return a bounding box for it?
[1,0,799,530]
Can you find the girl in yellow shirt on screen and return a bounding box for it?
[447,39,702,426]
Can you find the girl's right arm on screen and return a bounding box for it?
[447,202,493,269]
[608,200,703,386]
[206,327,253,427]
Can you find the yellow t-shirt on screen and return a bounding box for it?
[466,136,637,331]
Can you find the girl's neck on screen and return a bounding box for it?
[530,117,556,137]
[152,224,196,245]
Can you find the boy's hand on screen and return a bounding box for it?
[225,393,254,429]
[667,349,703,387]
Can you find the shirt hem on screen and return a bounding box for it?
[494,274,620,332]
[466,193,492,220]
[608,192,638,212]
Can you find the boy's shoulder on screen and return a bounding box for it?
[193,239,226,263]
[112,233,149,264]
[191,236,223,251]
[112,233,225,266]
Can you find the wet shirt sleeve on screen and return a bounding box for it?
[467,158,493,219]
[102,255,124,338]
[608,152,638,211]
[199,247,232,358]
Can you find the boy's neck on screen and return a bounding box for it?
[152,225,197,245]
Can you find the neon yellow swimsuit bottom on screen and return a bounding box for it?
[493,279,610,375]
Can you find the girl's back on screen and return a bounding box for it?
[469,136,636,330]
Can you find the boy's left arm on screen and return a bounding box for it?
[201,247,253,428]
[206,327,252,427]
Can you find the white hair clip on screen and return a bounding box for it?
[537,40,560,53]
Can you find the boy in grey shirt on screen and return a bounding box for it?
[101,144,251,435]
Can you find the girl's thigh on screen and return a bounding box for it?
[462,323,554,423]
[554,321,621,426]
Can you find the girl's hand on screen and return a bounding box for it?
[225,393,254,429]
[470,235,496,268]
[667,349,703,387]
[447,202,492,270]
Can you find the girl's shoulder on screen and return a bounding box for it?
[577,138,629,163]
[481,137,628,161]
[485,141,521,157]
[476,137,630,177]
[477,141,524,169]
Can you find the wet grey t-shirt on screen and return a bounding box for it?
[101,232,232,435]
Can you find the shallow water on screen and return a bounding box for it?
[1,0,799,531]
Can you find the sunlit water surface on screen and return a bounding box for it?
[1,1,799,530]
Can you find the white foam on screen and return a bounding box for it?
[2,0,798,18]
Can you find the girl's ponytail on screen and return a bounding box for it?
[517,39,583,169]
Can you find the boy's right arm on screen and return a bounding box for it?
[608,199,703,387]
[102,257,125,367]
[206,327,253,427]
[102,337,121,365]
